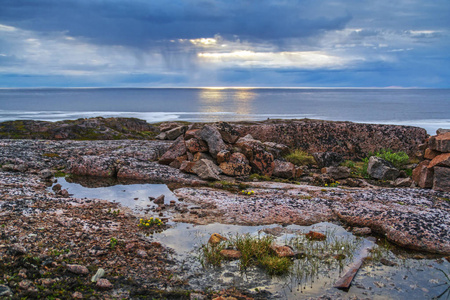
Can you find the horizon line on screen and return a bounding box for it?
[0,86,448,90]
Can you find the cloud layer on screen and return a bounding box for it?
[0,0,449,87]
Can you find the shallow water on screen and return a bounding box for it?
[52,179,450,299]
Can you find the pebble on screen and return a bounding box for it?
[96,278,113,290]
[66,264,89,275]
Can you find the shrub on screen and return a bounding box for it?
[285,150,315,166]
[374,149,409,168]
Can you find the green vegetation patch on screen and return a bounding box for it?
[285,150,315,166]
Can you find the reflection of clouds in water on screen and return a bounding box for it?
[198,89,256,121]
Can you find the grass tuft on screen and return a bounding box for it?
[285,150,315,166]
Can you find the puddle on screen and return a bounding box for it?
[50,177,178,212]
[49,179,450,299]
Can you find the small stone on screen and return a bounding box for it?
[39,169,53,179]
[67,264,89,275]
[190,293,207,300]
[96,278,113,290]
[10,244,27,255]
[305,231,326,241]
[18,280,33,290]
[380,258,397,266]
[0,284,12,296]
[52,183,62,192]
[59,189,69,197]
[72,291,84,299]
[137,249,148,258]
[154,195,165,204]
[208,233,227,245]
[91,268,105,282]
[352,227,372,236]
[270,245,295,257]
[220,249,242,260]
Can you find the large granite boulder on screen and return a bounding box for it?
[158,136,187,165]
[199,125,227,159]
[273,160,296,179]
[321,166,351,180]
[236,135,275,176]
[215,122,240,144]
[263,142,290,158]
[433,167,450,192]
[185,138,208,153]
[428,132,450,153]
[313,152,343,168]
[219,153,251,176]
[367,156,400,180]
[412,160,434,188]
[192,159,222,181]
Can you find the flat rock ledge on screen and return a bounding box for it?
[173,184,450,255]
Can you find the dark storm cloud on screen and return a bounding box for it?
[0,0,352,47]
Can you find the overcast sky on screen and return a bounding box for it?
[0,0,449,87]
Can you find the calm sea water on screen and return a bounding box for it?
[0,88,448,134]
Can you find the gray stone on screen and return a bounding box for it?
[352,227,372,236]
[393,177,413,187]
[91,268,105,282]
[39,169,53,179]
[165,125,187,140]
[192,159,222,181]
[0,284,12,296]
[158,136,187,165]
[313,152,343,168]
[367,156,400,180]
[199,125,227,158]
[273,160,296,179]
[321,166,351,180]
[67,264,89,275]
[96,278,113,290]
[433,167,450,192]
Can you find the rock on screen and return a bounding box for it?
[229,152,249,164]
[433,167,450,192]
[428,132,450,152]
[68,156,117,177]
[154,195,165,204]
[185,138,208,153]
[52,183,62,192]
[0,284,12,297]
[18,280,34,290]
[294,167,303,178]
[236,136,275,176]
[137,249,148,258]
[263,142,290,158]
[215,122,240,144]
[270,245,295,257]
[321,166,350,180]
[179,161,196,174]
[305,231,326,241]
[158,136,187,165]
[208,233,227,245]
[273,160,296,179]
[190,293,207,300]
[424,148,441,160]
[313,152,343,168]
[155,132,167,140]
[159,122,181,132]
[199,125,227,159]
[192,159,222,181]
[91,268,105,283]
[96,278,113,290]
[428,153,450,169]
[352,227,372,236]
[72,291,84,299]
[380,258,397,267]
[367,156,400,180]
[164,125,187,140]
[393,177,413,187]
[437,128,450,135]
[39,169,53,179]
[219,162,252,176]
[59,189,69,197]
[169,155,188,169]
[185,129,202,140]
[412,160,434,188]
[193,152,214,162]
[67,264,89,275]
[220,249,242,260]
[10,244,27,255]
[216,150,231,164]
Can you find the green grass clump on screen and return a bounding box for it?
[373,149,409,168]
[249,173,271,181]
[259,256,293,276]
[285,150,315,166]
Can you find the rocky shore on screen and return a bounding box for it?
[0,118,449,299]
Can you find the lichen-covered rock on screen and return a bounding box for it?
[428,132,450,152]
[164,125,187,140]
[219,162,251,176]
[215,122,240,144]
[321,166,350,180]
[193,152,213,162]
[236,135,274,176]
[270,245,295,257]
[185,138,208,153]
[192,159,222,181]
[412,160,434,188]
[433,167,450,192]
[428,153,450,169]
[179,161,196,174]
[424,148,441,160]
[263,142,290,158]
[313,152,343,168]
[199,125,227,159]
[367,156,400,180]
[68,156,118,177]
[273,160,295,179]
[216,150,231,164]
[158,136,187,165]
[169,155,188,169]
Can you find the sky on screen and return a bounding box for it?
[0,0,449,88]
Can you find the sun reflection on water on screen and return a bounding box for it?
[198,88,256,121]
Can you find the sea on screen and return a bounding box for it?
[0,88,448,134]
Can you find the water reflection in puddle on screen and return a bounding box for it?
[51,177,178,211]
[50,179,450,299]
